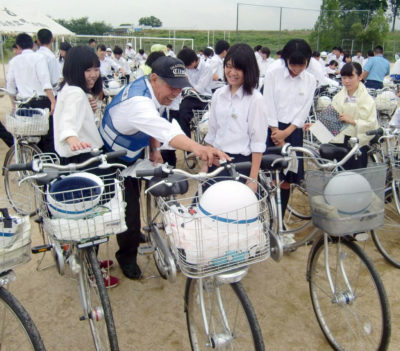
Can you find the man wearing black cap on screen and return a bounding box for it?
[100,56,228,280]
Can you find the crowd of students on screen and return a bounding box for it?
[3,30,388,288]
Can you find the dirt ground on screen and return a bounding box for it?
[0,75,399,351]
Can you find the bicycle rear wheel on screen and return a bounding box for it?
[372,181,400,268]
[308,236,391,351]
[185,277,265,350]
[0,286,45,350]
[3,143,41,215]
[79,247,119,351]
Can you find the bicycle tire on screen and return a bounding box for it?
[3,143,41,216]
[184,151,198,169]
[372,181,400,268]
[308,236,391,351]
[184,277,265,351]
[145,192,176,281]
[0,286,46,350]
[80,247,119,351]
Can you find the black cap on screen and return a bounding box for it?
[152,56,191,89]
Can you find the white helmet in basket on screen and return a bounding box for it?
[199,180,259,227]
[323,171,372,214]
[47,172,104,219]
[316,96,332,112]
[375,90,398,115]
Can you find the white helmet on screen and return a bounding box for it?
[323,171,372,214]
[126,42,132,47]
[375,90,398,115]
[320,51,328,58]
[47,173,104,219]
[199,180,259,225]
[316,96,332,112]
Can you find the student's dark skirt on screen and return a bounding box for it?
[266,122,304,183]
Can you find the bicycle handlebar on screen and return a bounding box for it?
[6,150,127,173]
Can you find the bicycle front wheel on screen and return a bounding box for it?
[185,277,265,350]
[308,236,391,351]
[3,143,41,215]
[79,247,119,351]
[372,181,400,268]
[0,286,45,350]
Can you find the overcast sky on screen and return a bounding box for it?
[1,0,323,30]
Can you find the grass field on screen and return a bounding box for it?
[3,29,400,61]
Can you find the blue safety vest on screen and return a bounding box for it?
[99,77,152,163]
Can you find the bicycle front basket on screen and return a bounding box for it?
[306,165,386,236]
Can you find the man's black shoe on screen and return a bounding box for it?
[119,261,142,280]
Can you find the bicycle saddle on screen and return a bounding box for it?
[147,174,189,197]
[319,143,349,161]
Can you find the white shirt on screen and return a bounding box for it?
[166,50,176,58]
[135,53,147,66]
[113,56,131,75]
[6,49,52,98]
[263,64,316,128]
[392,59,400,75]
[205,85,267,156]
[37,46,61,87]
[258,57,274,77]
[352,55,364,66]
[125,48,136,60]
[53,84,103,157]
[208,54,225,90]
[109,78,184,148]
[186,60,213,96]
[100,57,120,77]
[308,58,339,87]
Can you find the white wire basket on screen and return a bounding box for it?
[390,144,400,180]
[0,205,31,272]
[5,108,49,136]
[159,180,270,278]
[192,109,209,137]
[34,171,127,243]
[306,165,386,236]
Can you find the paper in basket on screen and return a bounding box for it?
[164,204,266,266]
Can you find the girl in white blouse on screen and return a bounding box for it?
[263,39,316,215]
[204,43,268,192]
[54,45,103,162]
[53,46,120,288]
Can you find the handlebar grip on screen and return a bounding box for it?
[232,162,252,173]
[366,128,383,136]
[136,167,165,178]
[265,146,283,155]
[7,162,33,171]
[104,150,127,160]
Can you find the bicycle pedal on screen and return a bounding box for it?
[79,315,88,321]
[138,245,155,255]
[142,226,151,233]
[34,217,43,224]
[31,244,52,254]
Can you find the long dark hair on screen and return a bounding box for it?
[223,43,259,95]
[61,46,102,94]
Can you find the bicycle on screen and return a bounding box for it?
[180,88,211,170]
[7,150,128,351]
[1,88,49,216]
[366,127,400,268]
[0,203,46,350]
[259,140,391,351]
[135,158,282,350]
